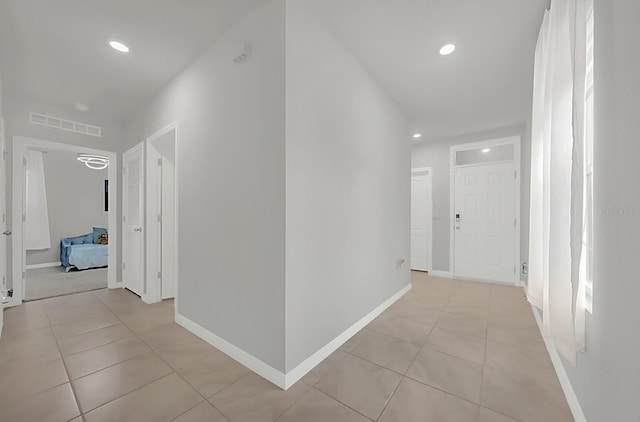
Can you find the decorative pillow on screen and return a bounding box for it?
[97,233,109,245]
[93,227,108,244]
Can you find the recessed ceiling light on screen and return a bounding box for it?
[439,44,456,56]
[109,40,130,53]
[412,133,422,139]
[73,102,89,112]
[481,148,491,153]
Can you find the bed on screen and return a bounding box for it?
[60,233,108,271]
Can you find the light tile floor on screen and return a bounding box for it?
[0,271,574,422]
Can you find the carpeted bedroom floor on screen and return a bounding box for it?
[25,266,108,301]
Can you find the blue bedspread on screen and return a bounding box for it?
[68,244,108,270]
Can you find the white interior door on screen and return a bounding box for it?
[123,143,145,296]
[411,169,432,271]
[454,162,516,282]
[0,118,7,335]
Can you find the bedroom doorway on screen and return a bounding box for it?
[145,123,177,303]
[10,136,118,305]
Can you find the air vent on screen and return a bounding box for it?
[29,112,101,138]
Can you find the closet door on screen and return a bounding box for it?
[123,143,145,296]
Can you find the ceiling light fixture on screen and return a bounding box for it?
[412,133,422,139]
[439,44,456,56]
[73,102,89,112]
[109,40,130,53]
[77,153,109,170]
[481,148,491,153]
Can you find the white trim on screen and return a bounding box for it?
[531,304,587,422]
[284,283,412,389]
[449,135,521,284]
[25,262,60,270]
[11,136,119,306]
[176,313,286,388]
[428,270,453,278]
[144,122,178,304]
[176,283,412,390]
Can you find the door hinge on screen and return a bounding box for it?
[22,271,26,280]
[123,215,127,222]
[157,158,162,166]
[157,271,162,279]
[514,170,517,179]
[122,262,126,270]
[22,214,26,222]
[122,166,126,175]
[514,266,516,275]
[22,157,27,166]
[514,218,517,227]
[2,150,7,161]
[157,214,162,223]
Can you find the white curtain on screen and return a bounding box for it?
[528,0,587,365]
[25,150,51,250]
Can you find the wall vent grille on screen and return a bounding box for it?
[29,112,101,138]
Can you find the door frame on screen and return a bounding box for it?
[11,136,119,306]
[411,167,433,272]
[144,122,178,304]
[449,136,521,285]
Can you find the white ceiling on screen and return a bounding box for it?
[302,0,549,142]
[0,0,548,140]
[0,0,267,120]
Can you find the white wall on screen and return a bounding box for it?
[26,150,107,265]
[411,125,531,280]
[285,3,411,371]
[123,0,286,372]
[561,1,640,419]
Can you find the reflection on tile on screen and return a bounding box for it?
[0,358,68,402]
[389,302,441,326]
[64,336,151,380]
[481,366,573,422]
[379,378,479,422]
[72,351,173,412]
[436,313,487,338]
[1,383,80,422]
[351,330,420,374]
[315,355,401,420]
[406,348,483,403]
[485,340,558,386]
[84,373,202,422]
[424,327,486,364]
[276,388,370,422]
[210,373,309,422]
[58,323,132,356]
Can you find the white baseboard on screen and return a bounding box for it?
[176,283,412,390]
[26,261,61,270]
[428,270,452,278]
[530,305,587,422]
[283,283,412,389]
[176,313,286,388]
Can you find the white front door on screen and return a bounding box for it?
[0,118,7,335]
[454,162,516,282]
[123,143,145,296]
[411,169,432,271]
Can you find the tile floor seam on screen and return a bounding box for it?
[342,345,415,377]
[481,406,525,422]
[402,371,483,408]
[25,286,108,303]
[63,341,151,382]
[306,386,375,422]
[57,328,134,359]
[72,352,177,415]
[41,297,83,421]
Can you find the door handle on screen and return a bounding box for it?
[3,231,11,236]
[133,227,142,232]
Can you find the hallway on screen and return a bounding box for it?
[0,272,572,421]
